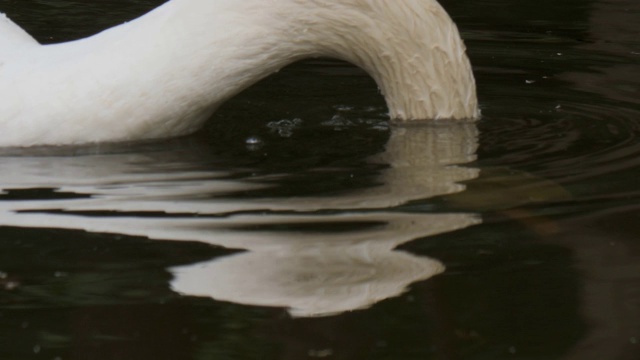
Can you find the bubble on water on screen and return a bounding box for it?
[245,136,263,151]
[322,114,389,132]
[322,114,353,131]
[267,118,302,138]
[371,122,389,132]
[333,104,354,112]
[246,136,261,145]
[364,106,382,112]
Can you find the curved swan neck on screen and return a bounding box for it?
[0,0,478,147]
[283,0,479,120]
[202,0,478,120]
[60,0,479,121]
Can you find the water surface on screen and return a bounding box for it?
[1,0,639,359]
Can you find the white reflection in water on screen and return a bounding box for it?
[0,122,480,316]
[170,212,477,317]
[174,245,444,318]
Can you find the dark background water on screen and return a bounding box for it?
[0,0,639,359]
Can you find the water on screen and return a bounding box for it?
[1,0,639,359]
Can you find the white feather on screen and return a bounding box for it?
[0,0,478,147]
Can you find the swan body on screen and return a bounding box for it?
[0,0,478,147]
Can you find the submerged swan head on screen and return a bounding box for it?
[0,0,478,146]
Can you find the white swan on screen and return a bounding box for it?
[0,0,478,147]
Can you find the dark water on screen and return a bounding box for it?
[1,0,640,359]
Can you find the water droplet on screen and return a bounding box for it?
[246,136,261,145]
[33,345,41,354]
[0,271,7,279]
[508,346,517,354]
[245,136,263,151]
[525,80,536,84]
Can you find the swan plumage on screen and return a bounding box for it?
[0,13,37,48]
[0,0,478,147]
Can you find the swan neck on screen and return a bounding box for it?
[0,0,479,147]
[289,1,479,120]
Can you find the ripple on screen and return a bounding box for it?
[480,97,640,187]
[0,124,482,315]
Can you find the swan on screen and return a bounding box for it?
[0,0,478,147]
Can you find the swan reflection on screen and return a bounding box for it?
[0,122,480,316]
[170,212,477,317]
